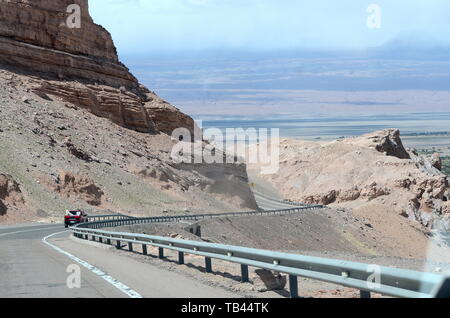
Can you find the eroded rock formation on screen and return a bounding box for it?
[252,129,450,228]
[53,170,104,206]
[0,173,25,215]
[343,129,411,159]
[0,0,195,135]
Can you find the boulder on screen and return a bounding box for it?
[253,269,287,292]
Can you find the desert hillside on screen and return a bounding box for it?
[0,0,257,223]
[250,129,450,229]
[112,129,450,263]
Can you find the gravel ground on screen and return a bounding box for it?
[113,208,437,260]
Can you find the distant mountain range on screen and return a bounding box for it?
[364,33,450,60]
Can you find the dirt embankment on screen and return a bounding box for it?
[114,205,434,260]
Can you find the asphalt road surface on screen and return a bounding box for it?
[253,191,304,210]
[0,223,237,298]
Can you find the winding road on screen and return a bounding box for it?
[0,192,297,298]
[0,223,126,297]
[0,222,238,298]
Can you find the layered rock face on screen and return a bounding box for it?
[0,0,195,135]
[0,0,118,61]
[0,0,134,87]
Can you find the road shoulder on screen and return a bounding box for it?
[49,234,239,298]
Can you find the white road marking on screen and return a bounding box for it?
[0,226,61,237]
[42,231,143,298]
[0,223,56,230]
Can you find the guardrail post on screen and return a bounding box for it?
[84,234,88,240]
[178,252,185,265]
[205,257,212,273]
[99,237,103,243]
[116,240,121,249]
[142,244,147,255]
[128,242,133,252]
[360,290,371,298]
[91,235,96,242]
[289,275,299,298]
[241,264,249,283]
[107,238,111,245]
[158,247,164,259]
[433,276,450,298]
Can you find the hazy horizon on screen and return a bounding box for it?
[120,50,450,118]
[90,1,450,130]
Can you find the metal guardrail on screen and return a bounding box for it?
[77,204,323,230]
[71,225,449,298]
[76,205,324,230]
[86,214,135,222]
[70,207,450,298]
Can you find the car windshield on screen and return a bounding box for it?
[1,0,449,303]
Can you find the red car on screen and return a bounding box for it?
[64,209,88,228]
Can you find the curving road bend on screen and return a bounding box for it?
[0,223,237,298]
[0,193,309,298]
[253,191,304,210]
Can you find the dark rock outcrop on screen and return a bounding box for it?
[53,170,104,206]
[0,174,25,215]
[345,129,411,159]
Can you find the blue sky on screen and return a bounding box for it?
[89,0,450,55]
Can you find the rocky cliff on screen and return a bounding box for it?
[0,0,194,135]
[0,1,257,223]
